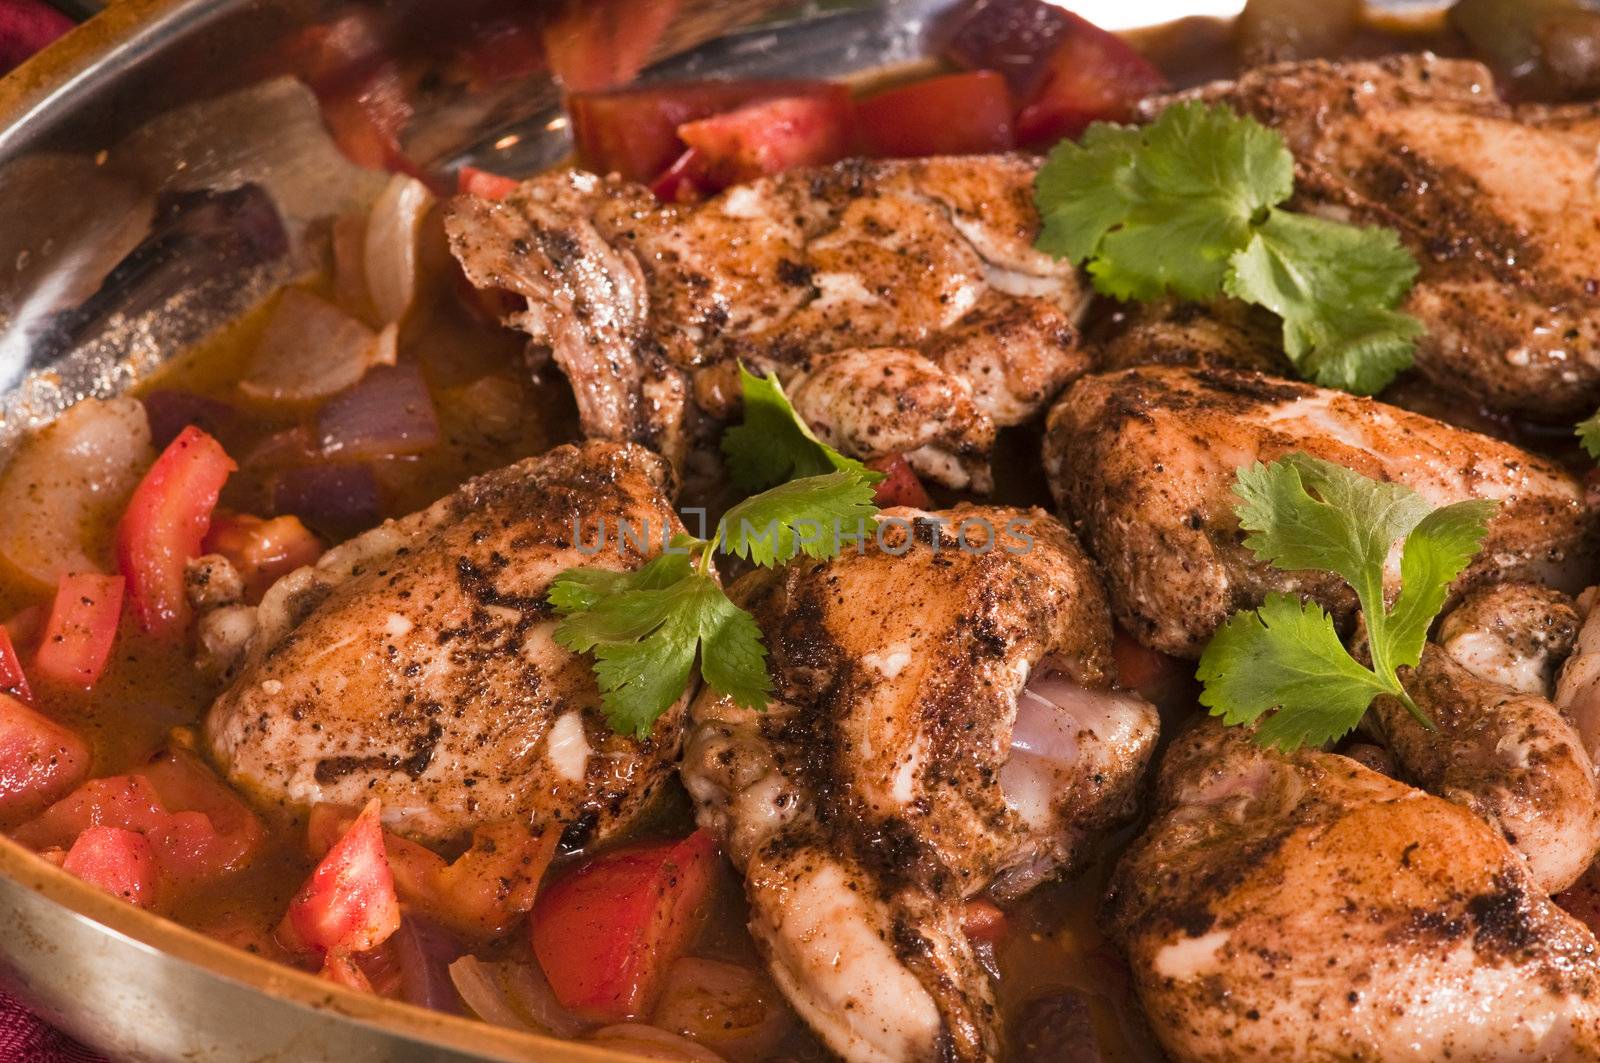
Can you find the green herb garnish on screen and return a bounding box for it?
[720,365,883,492]
[1197,454,1495,750]
[1034,101,1424,395]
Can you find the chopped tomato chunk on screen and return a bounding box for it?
[0,626,31,703]
[1112,629,1186,698]
[541,0,679,93]
[202,512,324,603]
[307,804,555,938]
[531,830,719,1023]
[115,425,236,637]
[12,748,263,886]
[960,898,1009,946]
[282,798,400,956]
[1012,12,1168,145]
[855,71,1015,157]
[675,90,853,190]
[867,455,933,510]
[456,165,520,201]
[0,692,90,824]
[32,572,125,689]
[61,826,159,910]
[568,79,844,182]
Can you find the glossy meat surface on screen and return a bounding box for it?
[1154,55,1600,419]
[205,442,686,845]
[1109,721,1600,1061]
[445,158,1090,481]
[1044,366,1595,656]
[682,507,1158,1062]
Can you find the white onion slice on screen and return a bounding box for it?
[588,1024,728,1062]
[447,956,585,1038]
[364,173,434,325]
[0,397,153,589]
[238,288,387,403]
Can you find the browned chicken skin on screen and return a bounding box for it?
[1151,54,1600,420]
[1110,720,1600,1061]
[681,508,1158,1062]
[204,441,686,846]
[444,157,1090,482]
[1044,366,1596,657]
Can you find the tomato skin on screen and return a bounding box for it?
[202,512,324,603]
[0,625,32,703]
[960,897,1009,946]
[1111,629,1185,698]
[61,826,159,910]
[867,455,933,510]
[32,572,125,689]
[307,804,556,939]
[1012,12,1168,145]
[569,79,844,183]
[115,425,236,637]
[283,798,401,956]
[541,0,680,93]
[0,692,90,824]
[675,90,854,189]
[855,71,1015,157]
[531,831,720,1023]
[456,165,521,201]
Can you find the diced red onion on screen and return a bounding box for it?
[141,389,237,451]
[392,915,463,1014]
[933,0,1071,97]
[272,462,380,538]
[316,363,439,460]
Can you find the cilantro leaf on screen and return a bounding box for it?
[1199,453,1496,750]
[546,548,693,614]
[1225,211,1423,394]
[1577,409,1600,461]
[1036,101,1292,302]
[719,471,879,566]
[721,366,883,492]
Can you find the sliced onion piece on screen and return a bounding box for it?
[0,397,153,589]
[448,956,586,1038]
[651,957,789,1058]
[316,363,439,460]
[588,1024,728,1062]
[364,173,434,325]
[239,288,389,403]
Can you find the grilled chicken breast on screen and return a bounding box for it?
[1044,366,1595,657]
[445,157,1090,483]
[1374,584,1600,893]
[1109,720,1600,1062]
[682,507,1158,1063]
[1150,54,1600,420]
[204,441,685,846]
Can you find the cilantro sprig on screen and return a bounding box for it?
[1197,454,1495,751]
[1035,101,1424,395]
[720,365,884,492]
[550,372,880,737]
[1577,409,1600,461]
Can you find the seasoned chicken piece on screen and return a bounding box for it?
[682,508,1158,1062]
[1109,720,1600,1062]
[445,157,1091,481]
[1153,54,1600,420]
[204,442,686,846]
[1556,590,1600,768]
[1044,366,1595,656]
[1372,585,1600,893]
[1091,298,1290,376]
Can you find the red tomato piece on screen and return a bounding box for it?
[0,625,31,703]
[3,605,44,652]
[960,897,1008,946]
[32,572,125,689]
[568,79,844,182]
[648,148,711,204]
[867,456,933,510]
[282,798,401,956]
[0,692,89,824]
[855,71,1015,158]
[1112,629,1185,698]
[676,90,854,190]
[202,512,324,603]
[61,826,159,910]
[115,425,236,637]
[1013,12,1168,145]
[456,165,521,201]
[531,830,719,1023]
[541,0,680,93]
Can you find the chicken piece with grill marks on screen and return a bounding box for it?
[1044,366,1596,658]
[444,157,1091,482]
[204,442,686,847]
[1148,54,1600,420]
[681,507,1158,1063]
[1371,583,1600,894]
[1109,720,1600,1062]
